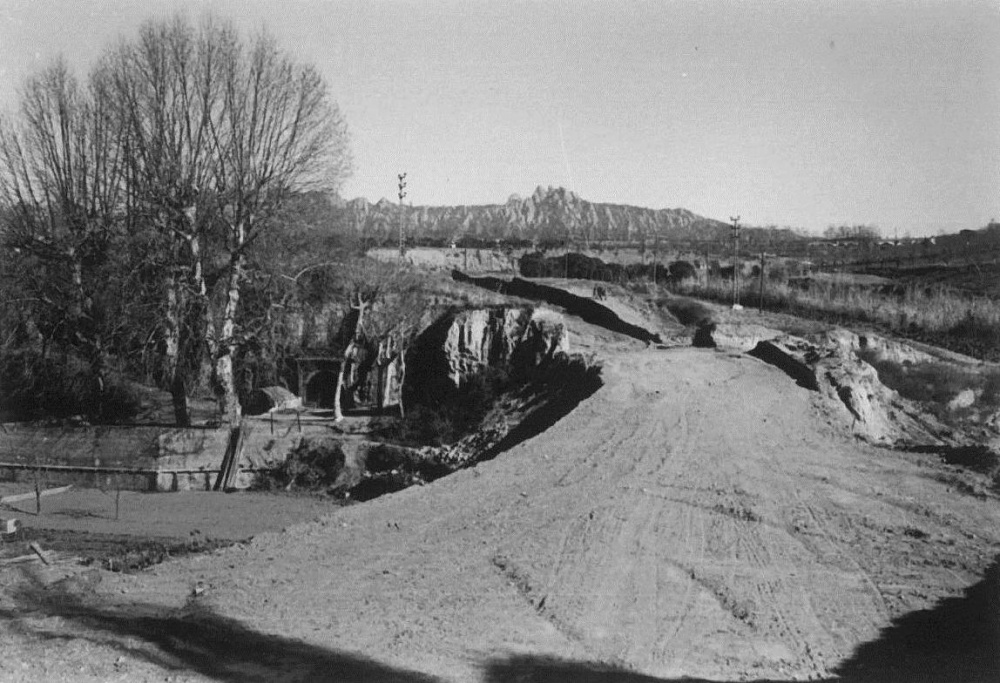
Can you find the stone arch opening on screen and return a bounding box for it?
[305,370,339,408]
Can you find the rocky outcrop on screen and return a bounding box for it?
[824,329,939,366]
[708,323,784,353]
[747,330,945,445]
[404,306,569,405]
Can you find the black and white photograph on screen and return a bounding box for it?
[0,1,998,681]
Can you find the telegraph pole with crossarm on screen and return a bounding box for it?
[398,173,407,259]
[730,215,742,309]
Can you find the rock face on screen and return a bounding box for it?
[824,329,938,366]
[405,306,569,405]
[747,330,945,445]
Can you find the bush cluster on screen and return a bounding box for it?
[519,251,695,284]
[0,349,141,423]
[857,348,1000,412]
[253,438,347,491]
[381,365,512,447]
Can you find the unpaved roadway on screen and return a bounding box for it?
[2,312,1000,681]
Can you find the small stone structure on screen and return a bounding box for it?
[294,356,340,407]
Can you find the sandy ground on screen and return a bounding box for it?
[2,293,1000,682]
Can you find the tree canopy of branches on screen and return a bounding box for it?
[0,14,351,424]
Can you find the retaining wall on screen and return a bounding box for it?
[0,419,318,492]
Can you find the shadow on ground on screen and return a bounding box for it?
[477,358,603,464]
[1,573,440,683]
[828,554,1000,682]
[483,556,1000,682]
[3,554,997,682]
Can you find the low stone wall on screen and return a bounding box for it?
[0,419,319,492]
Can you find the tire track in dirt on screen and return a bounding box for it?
[494,352,731,671]
[493,347,932,679]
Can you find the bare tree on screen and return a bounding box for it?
[1,15,351,426]
[0,58,128,418]
[100,16,232,425]
[103,16,351,424]
[203,27,351,423]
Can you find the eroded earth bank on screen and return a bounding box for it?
[2,287,999,682]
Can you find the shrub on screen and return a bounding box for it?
[387,364,513,447]
[384,404,456,447]
[0,349,140,423]
[95,379,143,424]
[981,371,1000,408]
[857,348,980,406]
[667,261,697,281]
[254,437,346,491]
[656,296,716,327]
[767,262,788,282]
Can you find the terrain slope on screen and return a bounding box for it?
[2,299,999,682]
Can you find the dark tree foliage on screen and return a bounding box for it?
[518,251,696,285]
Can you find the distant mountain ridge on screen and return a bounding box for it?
[340,185,737,245]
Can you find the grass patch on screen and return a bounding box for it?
[857,349,973,405]
[855,348,1000,415]
[19,527,232,574]
[670,276,1000,361]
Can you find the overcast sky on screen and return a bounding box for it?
[1,0,997,235]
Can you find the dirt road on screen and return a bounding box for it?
[3,316,1000,681]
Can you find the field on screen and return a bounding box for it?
[670,271,1000,361]
[491,243,1000,362]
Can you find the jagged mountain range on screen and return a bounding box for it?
[340,185,743,245]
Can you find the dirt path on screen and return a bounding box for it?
[3,309,1000,681]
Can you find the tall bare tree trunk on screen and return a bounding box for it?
[334,300,367,422]
[187,232,214,396]
[397,331,407,419]
[213,248,244,425]
[164,269,191,426]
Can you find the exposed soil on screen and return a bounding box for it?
[2,284,1000,682]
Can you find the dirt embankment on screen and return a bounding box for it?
[452,271,663,344]
[2,284,1000,682]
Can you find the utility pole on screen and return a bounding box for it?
[397,172,407,260]
[758,252,766,314]
[730,215,742,309]
[652,234,659,286]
